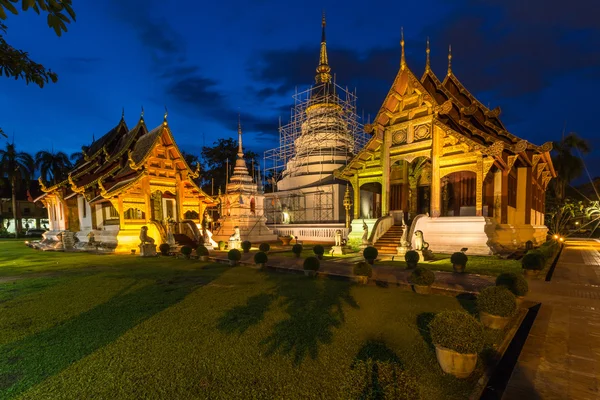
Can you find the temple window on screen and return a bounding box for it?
[184,210,199,219]
[124,208,145,220]
[102,203,119,224]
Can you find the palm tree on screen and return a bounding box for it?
[551,133,591,201]
[35,150,72,185]
[0,142,34,238]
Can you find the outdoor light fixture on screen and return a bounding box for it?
[553,234,559,239]
[575,221,580,225]
[559,237,565,242]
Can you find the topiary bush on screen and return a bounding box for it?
[218,240,226,250]
[180,245,193,259]
[450,252,468,266]
[477,286,517,317]
[292,244,303,257]
[259,243,270,252]
[353,261,373,277]
[241,240,252,253]
[363,246,378,262]
[196,244,209,256]
[303,256,320,271]
[228,248,242,262]
[430,310,485,354]
[159,243,170,255]
[408,267,435,286]
[496,272,529,297]
[405,250,420,267]
[313,244,325,258]
[522,251,544,270]
[254,251,268,264]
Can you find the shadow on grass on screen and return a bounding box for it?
[347,340,418,399]
[0,266,228,398]
[217,293,276,334]
[456,293,478,315]
[416,312,435,350]
[260,275,358,365]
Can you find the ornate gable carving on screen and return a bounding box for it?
[537,162,547,179]
[483,157,495,177]
[532,154,541,168]
[392,129,407,145]
[507,155,517,170]
[413,125,431,140]
[484,141,504,158]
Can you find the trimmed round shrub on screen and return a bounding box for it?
[303,256,320,271]
[259,243,270,252]
[538,242,557,259]
[496,272,529,297]
[430,311,485,354]
[450,252,468,266]
[522,252,544,270]
[159,243,170,255]
[241,240,252,253]
[218,240,226,250]
[408,267,435,286]
[254,251,268,264]
[196,244,209,256]
[292,244,303,255]
[405,250,420,264]
[363,246,378,261]
[353,261,373,277]
[313,244,325,257]
[180,245,193,258]
[228,248,242,261]
[477,286,517,317]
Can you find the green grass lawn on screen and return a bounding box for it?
[378,253,522,277]
[1,240,506,399]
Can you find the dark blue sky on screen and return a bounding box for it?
[1,0,599,176]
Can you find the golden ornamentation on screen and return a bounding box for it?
[532,154,541,168]
[413,125,431,140]
[102,146,110,158]
[507,155,517,170]
[436,100,453,115]
[513,140,528,153]
[98,179,108,197]
[485,106,501,118]
[460,105,477,115]
[537,162,547,179]
[128,150,142,171]
[38,177,49,193]
[483,158,495,177]
[188,163,200,180]
[540,141,553,152]
[68,174,85,194]
[392,129,407,145]
[82,147,90,162]
[364,123,374,134]
[485,141,504,158]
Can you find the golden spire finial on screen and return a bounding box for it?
[447,44,452,76]
[163,106,168,123]
[425,37,431,72]
[121,107,125,120]
[237,114,243,157]
[140,106,144,120]
[315,11,331,84]
[400,27,406,69]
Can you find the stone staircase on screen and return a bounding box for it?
[374,225,404,255]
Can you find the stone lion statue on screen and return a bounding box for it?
[139,226,155,245]
[229,226,241,241]
[334,229,342,246]
[414,230,429,251]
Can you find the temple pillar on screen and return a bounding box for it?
[402,160,409,211]
[493,170,503,224]
[353,175,360,219]
[476,157,483,217]
[142,177,151,224]
[381,133,391,216]
[430,126,442,217]
[516,166,532,225]
[117,196,125,229]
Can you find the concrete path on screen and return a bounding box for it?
[503,239,600,400]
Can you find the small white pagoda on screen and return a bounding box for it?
[212,120,277,244]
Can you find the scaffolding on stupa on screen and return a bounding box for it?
[263,80,369,181]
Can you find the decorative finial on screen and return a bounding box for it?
[237,114,243,157]
[425,37,431,72]
[315,11,331,84]
[140,106,144,119]
[447,45,452,75]
[121,107,125,120]
[400,27,406,69]
[163,106,168,123]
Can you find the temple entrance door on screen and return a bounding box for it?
[417,186,430,215]
[162,191,177,221]
[151,191,163,221]
[359,182,382,219]
[444,171,477,216]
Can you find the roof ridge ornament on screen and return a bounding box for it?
[121,107,125,120]
[400,27,406,70]
[425,37,431,72]
[315,11,331,84]
[163,106,168,124]
[447,44,452,76]
[140,106,144,121]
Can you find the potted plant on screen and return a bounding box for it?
[408,266,435,294]
[228,248,242,266]
[180,245,193,259]
[477,286,517,329]
[363,246,378,265]
[495,272,529,305]
[313,244,325,260]
[521,251,544,276]
[259,243,270,253]
[241,240,252,253]
[430,310,485,378]
[159,243,170,256]
[254,251,268,269]
[353,261,372,284]
[280,235,293,246]
[196,244,209,262]
[218,240,226,251]
[450,252,468,273]
[292,244,303,258]
[303,256,320,277]
[405,250,420,269]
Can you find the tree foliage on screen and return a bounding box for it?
[35,149,72,185]
[0,141,34,237]
[0,0,76,87]
[550,133,591,201]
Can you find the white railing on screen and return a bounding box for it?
[269,224,348,243]
[370,215,395,245]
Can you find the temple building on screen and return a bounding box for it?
[34,111,213,252]
[337,36,555,254]
[212,120,277,243]
[263,15,367,241]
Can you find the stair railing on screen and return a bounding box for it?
[368,215,395,246]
